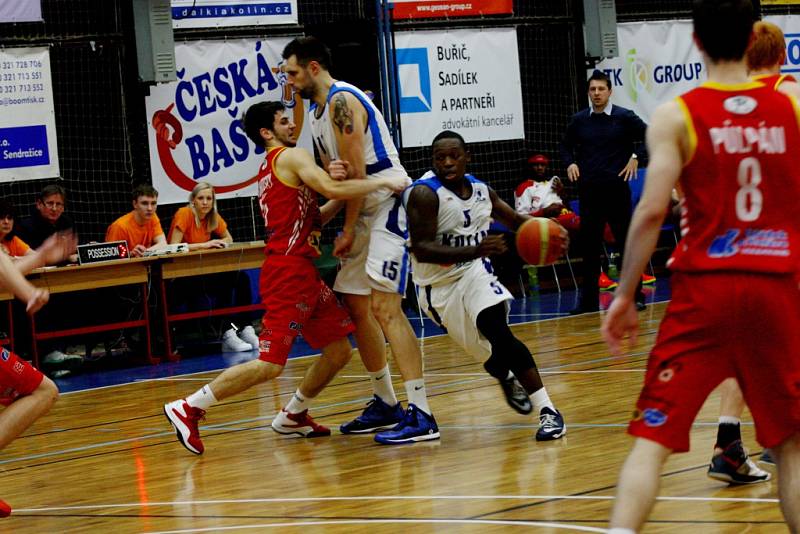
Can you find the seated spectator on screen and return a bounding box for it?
[0,200,34,259]
[16,185,75,260]
[106,184,166,256]
[14,188,83,375]
[168,182,257,353]
[514,154,579,232]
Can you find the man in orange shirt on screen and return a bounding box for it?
[106,184,167,257]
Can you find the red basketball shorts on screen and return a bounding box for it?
[257,255,354,366]
[0,347,44,406]
[629,272,800,452]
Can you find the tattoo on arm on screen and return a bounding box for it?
[332,94,355,135]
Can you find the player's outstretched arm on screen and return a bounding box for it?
[289,148,408,199]
[602,100,683,355]
[407,185,505,264]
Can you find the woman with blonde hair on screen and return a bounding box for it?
[169,182,233,250]
[168,182,257,353]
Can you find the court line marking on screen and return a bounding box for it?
[60,300,668,397]
[148,519,605,533]
[146,369,648,381]
[15,493,780,515]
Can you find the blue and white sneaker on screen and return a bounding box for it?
[535,407,566,441]
[759,448,776,467]
[340,395,404,434]
[374,404,440,445]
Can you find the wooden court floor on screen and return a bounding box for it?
[0,302,786,533]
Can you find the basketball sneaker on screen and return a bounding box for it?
[340,395,404,434]
[493,371,533,415]
[163,399,205,455]
[271,409,331,438]
[374,404,440,445]
[0,499,10,518]
[221,328,252,352]
[641,273,656,285]
[759,448,776,466]
[238,325,259,350]
[535,407,566,441]
[707,440,771,484]
[598,272,618,291]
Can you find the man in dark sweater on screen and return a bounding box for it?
[17,185,75,252]
[560,70,647,314]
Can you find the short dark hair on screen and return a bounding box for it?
[242,101,285,146]
[132,183,158,201]
[693,0,755,61]
[38,184,66,202]
[588,70,611,90]
[282,36,332,70]
[0,199,15,220]
[432,130,467,151]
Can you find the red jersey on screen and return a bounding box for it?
[668,81,800,274]
[257,147,322,258]
[751,73,797,91]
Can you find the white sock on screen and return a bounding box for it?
[531,387,555,413]
[284,389,312,414]
[718,415,741,425]
[185,385,217,410]
[404,379,431,414]
[369,365,398,406]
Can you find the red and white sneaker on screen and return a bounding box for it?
[598,272,618,291]
[271,409,331,438]
[0,499,11,518]
[164,399,205,454]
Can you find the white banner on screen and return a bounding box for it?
[145,38,312,204]
[594,17,800,122]
[395,28,524,148]
[171,0,297,29]
[0,0,41,23]
[0,47,59,182]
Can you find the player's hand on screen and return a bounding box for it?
[601,293,639,355]
[37,231,78,266]
[205,239,227,249]
[131,244,147,258]
[619,157,639,181]
[476,235,507,257]
[333,229,355,257]
[26,288,49,314]
[328,159,350,181]
[385,175,412,194]
[567,164,580,182]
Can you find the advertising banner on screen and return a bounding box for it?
[395,28,524,148]
[0,47,59,182]
[392,0,512,19]
[145,38,311,204]
[171,0,297,29]
[0,0,42,23]
[593,17,800,122]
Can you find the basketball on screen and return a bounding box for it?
[515,217,564,266]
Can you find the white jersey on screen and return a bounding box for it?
[409,171,493,287]
[514,177,562,214]
[309,81,408,212]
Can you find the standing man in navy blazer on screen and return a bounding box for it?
[560,70,647,314]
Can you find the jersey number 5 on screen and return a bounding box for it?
[736,157,762,222]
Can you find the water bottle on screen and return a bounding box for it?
[608,253,619,279]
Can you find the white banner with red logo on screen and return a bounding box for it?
[145,38,312,205]
[392,0,512,19]
[171,0,298,29]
